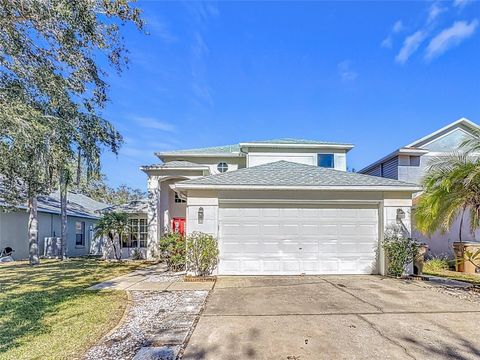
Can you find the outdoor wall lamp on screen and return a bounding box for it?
[198,207,204,224]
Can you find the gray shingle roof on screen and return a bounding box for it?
[141,160,208,170]
[176,161,421,189]
[101,199,149,214]
[242,138,353,146]
[158,144,241,155]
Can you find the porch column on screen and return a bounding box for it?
[147,175,161,259]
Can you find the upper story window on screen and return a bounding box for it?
[217,162,229,173]
[317,154,334,168]
[174,192,186,203]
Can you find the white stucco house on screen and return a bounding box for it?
[359,117,480,257]
[141,139,421,275]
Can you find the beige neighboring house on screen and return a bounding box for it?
[359,117,480,257]
[141,138,421,275]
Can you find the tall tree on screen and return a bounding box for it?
[0,1,144,264]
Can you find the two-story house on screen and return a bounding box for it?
[139,138,420,276]
[359,117,480,256]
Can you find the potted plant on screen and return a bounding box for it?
[414,151,480,273]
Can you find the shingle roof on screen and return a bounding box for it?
[242,138,353,146]
[158,144,241,155]
[176,161,422,189]
[101,198,149,214]
[141,160,208,170]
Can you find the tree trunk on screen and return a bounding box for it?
[459,206,467,243]
[28,196,40,265]
[60,169,68,260]
[76,147,81,188]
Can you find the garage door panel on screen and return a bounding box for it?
[219,205,379,275]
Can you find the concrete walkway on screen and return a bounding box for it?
[87,263,214,291]
[183,275,480,360]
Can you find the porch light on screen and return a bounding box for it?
[198,207,204,224]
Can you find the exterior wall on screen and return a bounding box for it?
[381,156,399,180]
[184,189,414,275]
[0,210,96,260]
[163,156,246,174]
[363,164,382,177]
[246,148,347,171]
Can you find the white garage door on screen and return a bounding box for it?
[218,204,379,275]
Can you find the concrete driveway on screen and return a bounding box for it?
[182,276,480,360]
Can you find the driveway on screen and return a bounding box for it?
[182,276,480,360]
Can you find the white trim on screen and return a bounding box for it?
[405,117,478,148]
[140,166,210,171]
[416,126,473,149]
[219,199,382,205]
[174,183,422,192]
[358,148,428,174]
[156,152,245,158]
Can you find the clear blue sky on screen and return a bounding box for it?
[101,0,480,189]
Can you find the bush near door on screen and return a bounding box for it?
[186,232,219,277]
[158,232,186,271]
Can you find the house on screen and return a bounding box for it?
[0,191,109,260]
[359,117,480,256]
[141,139,421,275]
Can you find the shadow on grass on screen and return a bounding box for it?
[0,259,146,355]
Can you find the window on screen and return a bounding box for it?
[122,218,148,248]
[75,221,85,247]
[174,192,186,203]
[217,162,229,173]
[317,154,334,168]
[409,156,420,166]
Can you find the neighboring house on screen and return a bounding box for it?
[141,138,421,275]
[0,191,110,260]
[359,117,480,256]
[99,199,149,259]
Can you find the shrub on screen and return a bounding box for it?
[131,248,144,260]
[186,232,219,276]
[424,256,451,272]
[159,232,186,271]
[382,226,419,277]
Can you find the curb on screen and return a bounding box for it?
[103,290,134,338]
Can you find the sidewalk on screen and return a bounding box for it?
[87,263,214,291]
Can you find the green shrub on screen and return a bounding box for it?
[382,226,419,277]
[424,256,451,272]
[159,232,186,271]
[131,248,144,260]
[186,232,219,276]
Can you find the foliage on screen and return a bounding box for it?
[0,259,149,359]
[414,152,480,242]
[78,176,146,205]
[186,232,219,276]
[382,226,419,277]
[461,248,480,273]
[0,0,143,264]
[131,248,144,260]
[158,232,186,271]
[422,268,480,285]
[94,212,130,260]
[424,256,451,272]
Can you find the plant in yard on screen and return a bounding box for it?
[131,248,144,261]
[415,152,480,243]
[94,212,130,261]
[158,232,186,271]
[382,226,419,277]
[423,256,451,273]
[186,232,219,276]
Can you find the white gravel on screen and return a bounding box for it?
[83,290,208,360]
[143,272,186,283]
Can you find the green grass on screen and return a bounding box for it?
[0,258,150,360]
[423,269,480,285]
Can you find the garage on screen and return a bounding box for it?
[174,161,421,276]
[218,204,379,275]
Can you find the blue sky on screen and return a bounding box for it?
[101,0,480,189]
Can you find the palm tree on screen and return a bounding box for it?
[94,212,129,260]
[415,152,480,242]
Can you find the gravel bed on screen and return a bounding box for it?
[83,290,208,360]
[417,281,480,303]
[143,272,186,283]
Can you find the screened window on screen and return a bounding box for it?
[175,192,186,203]
[317,154,334,168]
[217,162,229,173]
[122,218,148,248]
[75,221,85,246]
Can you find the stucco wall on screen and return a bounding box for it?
[0,210,96,260]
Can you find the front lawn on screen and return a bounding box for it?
[0,258,150,360]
